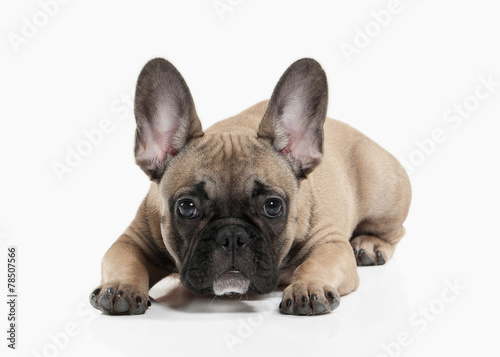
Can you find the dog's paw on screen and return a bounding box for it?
[351,235,392,266]
[89,283,150,315]
[279,282,340,316]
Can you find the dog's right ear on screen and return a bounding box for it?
[258,58,328,178]
[134,58,203,181]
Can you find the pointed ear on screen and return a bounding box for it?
[134,58,203,181]
[258,58,328,178]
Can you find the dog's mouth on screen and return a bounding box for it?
[212,267,250,296]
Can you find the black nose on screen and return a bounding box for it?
[215,225,249,249]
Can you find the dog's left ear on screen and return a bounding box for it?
[258,58,328,178]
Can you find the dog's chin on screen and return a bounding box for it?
[212,269,251,296]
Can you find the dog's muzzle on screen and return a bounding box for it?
[212,225,251,295]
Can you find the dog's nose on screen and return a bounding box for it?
[215,225,249,249]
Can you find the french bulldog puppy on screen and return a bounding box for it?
[89,58,411,316]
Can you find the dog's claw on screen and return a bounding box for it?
[99,294,112,310]
[297,303,311,315]
[134,305,146,315]
[313,301,328,314]
[281,298,293,314]
[114,297,129,313]
[89,292,99,310]
[376,250,386,265]
[326,291,340,310]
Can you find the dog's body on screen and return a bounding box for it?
[90,58,411,316]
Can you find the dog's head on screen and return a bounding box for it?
[133,58,328,295]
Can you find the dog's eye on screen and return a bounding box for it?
[178,200,198,218]
[262,199,283,218]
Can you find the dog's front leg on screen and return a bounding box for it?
[280,239,359,316]
[89,234,170,315]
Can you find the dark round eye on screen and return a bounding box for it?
[262,199,283,218]
[178,200,198,218]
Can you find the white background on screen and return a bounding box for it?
[1,0,499,356]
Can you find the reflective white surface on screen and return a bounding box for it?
[1,0,499,356]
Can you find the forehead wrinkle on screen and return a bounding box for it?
[172,180,210,201]
[247,176,287,198]
[196,176,217,200]
[199,134,260,188]
[172,132,294,204]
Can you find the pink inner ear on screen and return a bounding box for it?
[278,130,322,172]
[280,146,292,155]
[167,147,177,157]
[136,125,178,166]
[154,129,177,159]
